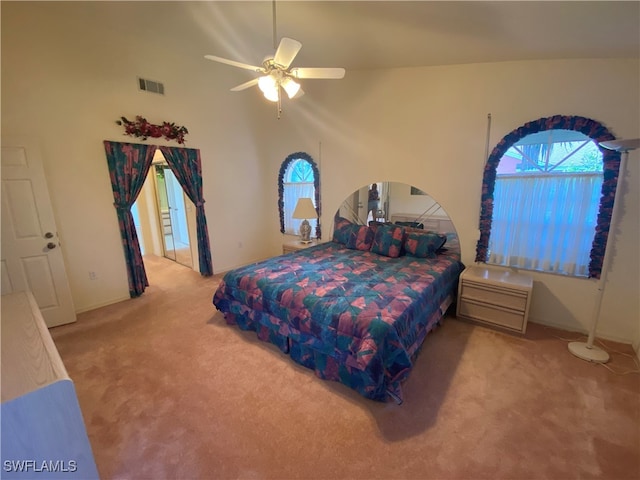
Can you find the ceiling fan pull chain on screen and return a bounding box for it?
[277,90,282,119]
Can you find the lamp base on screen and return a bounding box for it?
[568,341,609,363]
[299,219,312,243]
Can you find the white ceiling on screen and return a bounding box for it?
[182,1,639,71]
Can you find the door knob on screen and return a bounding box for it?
[45,232,54,238]
[47,242,57,250]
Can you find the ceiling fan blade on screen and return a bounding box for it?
[274,37,302,69]
[230,78,260,92]
[290,67,346,79]
[204,55,263,72]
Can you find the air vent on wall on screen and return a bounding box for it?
[138,77,165,95]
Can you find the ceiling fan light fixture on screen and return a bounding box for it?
[258,74,279,102]
[281,77,301,99]
[262,87,279,103]
[204,2,345,118]
[258,74,276,94]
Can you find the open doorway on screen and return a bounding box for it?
[132,149,197,270]
[154,165,192,268]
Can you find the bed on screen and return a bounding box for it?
[213,220,464,403]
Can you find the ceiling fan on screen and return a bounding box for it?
[204,1,345,118]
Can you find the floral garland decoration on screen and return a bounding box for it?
[474,114,618,279]
[116,116,189,144]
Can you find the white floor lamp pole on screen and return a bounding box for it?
[568,138,639,363]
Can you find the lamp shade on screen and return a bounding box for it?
[599,138,640,153]
[292,198,317,219]
[258,74,276,93]
[281,77,301,99]
[258,75,279,102]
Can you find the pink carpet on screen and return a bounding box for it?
[50,255,640,479]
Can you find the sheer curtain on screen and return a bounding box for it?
[283,182,315,235]
[489,174,603,276]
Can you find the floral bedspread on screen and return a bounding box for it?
[213,241,464,402]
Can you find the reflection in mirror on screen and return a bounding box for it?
[337,182,456,234]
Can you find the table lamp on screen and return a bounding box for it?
[292,197,317,244]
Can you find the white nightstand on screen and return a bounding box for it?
[457,265,533,333]
[282,240,317,255]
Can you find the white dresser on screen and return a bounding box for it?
[457,265,533,333]
[1,291,99,479]
[390,213,455,233]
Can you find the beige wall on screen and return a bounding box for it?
[2,3,638,345]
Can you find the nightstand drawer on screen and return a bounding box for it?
[460,281,528,312]
[458,298,525,332]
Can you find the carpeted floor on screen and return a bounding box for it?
[50,255,640,480]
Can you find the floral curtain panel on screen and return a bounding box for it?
[103,141,157,297]
[159,146,213,276]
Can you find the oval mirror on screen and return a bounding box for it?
[336,182,457,235]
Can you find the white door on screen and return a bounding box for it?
[1,137,76,327]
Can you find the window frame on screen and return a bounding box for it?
[475,115,621,279]
[278,152,321,239]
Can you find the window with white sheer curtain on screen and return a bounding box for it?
[488,129,603,277]
[283,159,315,235]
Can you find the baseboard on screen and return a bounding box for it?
[528,317,634,346]
[75,295,130,314]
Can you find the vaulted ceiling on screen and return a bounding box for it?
[169,1,639,71]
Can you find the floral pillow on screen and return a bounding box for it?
[332,216,353,245]
[403,231,446,258]
[345,225,374,251]
[370,224,405,258]
[368,220,394,236]
[403,226,447,250]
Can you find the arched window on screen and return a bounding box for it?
[476,115,621,279]
[278,152,321,239]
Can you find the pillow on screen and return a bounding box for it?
[370,224,405,258]
[332,216,353,245]
[345,225,374,251]
[403,231,447,258]
[403,226,447,250]
[368,220,393,236]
